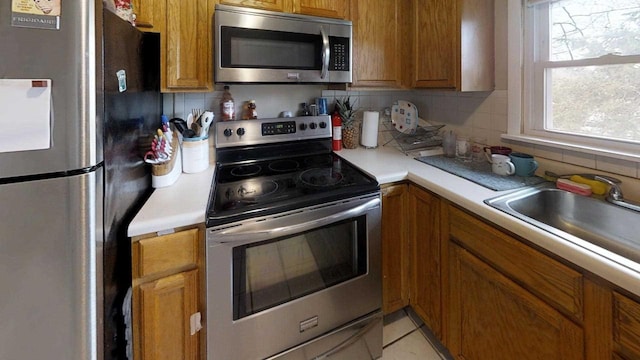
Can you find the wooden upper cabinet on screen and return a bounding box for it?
[132,0,164,30]
[218,0,291,12]
[133,0,213,92]
[411,0,494,91]
[218,0,349,18]
[412,0,457,89]
[163,0,213,92]
[295,0,350,19]
[350,0,408,88]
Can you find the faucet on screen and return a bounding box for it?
[594,175,640,212]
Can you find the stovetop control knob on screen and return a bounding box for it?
[237,127,246,136]
[309,122,317,130]
[223,128,233,137]
[299,123,307,131]
[319,121,327,129]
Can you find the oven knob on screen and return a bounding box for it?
[237,128,246,136]
[299,123,307,131]
[309,122,317,130]
[223,128,233,137]
[319,121,327,129]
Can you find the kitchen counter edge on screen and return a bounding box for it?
[337,146,640,298]
[127,166,215,238]
[127,148,640,297]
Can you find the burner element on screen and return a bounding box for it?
[304,154,333,167]
[230,164,262,177]
[299,168,344,188]
[268,159,300,173]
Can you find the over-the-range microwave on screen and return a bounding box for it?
[214,4,352,84]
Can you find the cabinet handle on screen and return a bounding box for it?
[190,312,202,335]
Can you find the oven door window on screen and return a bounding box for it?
[220,26,322,70]
[233,216,367,320]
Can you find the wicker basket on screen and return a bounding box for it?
[151,136,180,176]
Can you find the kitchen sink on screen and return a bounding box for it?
[484,182,640,264]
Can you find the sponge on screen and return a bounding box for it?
[569,175,607,195]
[557,178,592,196]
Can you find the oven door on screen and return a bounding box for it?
[206,194,381,360]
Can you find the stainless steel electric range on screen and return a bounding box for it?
[206,116,383,360]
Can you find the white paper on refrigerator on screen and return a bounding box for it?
[0,79,52,153]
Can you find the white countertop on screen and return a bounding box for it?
[127,166,215,237]
[127,146,640,297]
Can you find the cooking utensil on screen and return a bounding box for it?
[170,118,188,134]
[199,111,214,137]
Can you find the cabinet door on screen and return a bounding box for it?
[411,0,458,88]
[408,185,442,338]
[137,270,199,360]
[381,184,410,314]
[163,0,212,92]
[613,292,640,359]
[218,0,292,12]
[350,0,407,88]
[131,0,164,31]
[448,244,584,360]
[294,0,350,19]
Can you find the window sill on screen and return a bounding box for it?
[501,133,640,163]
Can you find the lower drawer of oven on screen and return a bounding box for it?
[267,310,383,360]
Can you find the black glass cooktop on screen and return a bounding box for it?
[206,152,379,227]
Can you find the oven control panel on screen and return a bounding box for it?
[262,121,296,135]
[215,115,331,148]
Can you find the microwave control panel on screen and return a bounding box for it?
[329,37,350,71]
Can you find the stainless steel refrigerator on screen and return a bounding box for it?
[0,2,161,360]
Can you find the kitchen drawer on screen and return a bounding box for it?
[133,228,199,278]
[614,291,640,358]
[448,206,584,322]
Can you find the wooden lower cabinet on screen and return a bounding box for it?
[408,185,442,338]
[613,291,640,359]
[384,181,640,359]
[381,184,410,314]
[132,228,203,360]
[138,270,199,360]
[448,243,583,359]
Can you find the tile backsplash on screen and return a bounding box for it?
[165,85,640,200]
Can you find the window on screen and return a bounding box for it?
[508,0,640,158]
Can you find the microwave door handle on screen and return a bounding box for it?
[321,27,330,79]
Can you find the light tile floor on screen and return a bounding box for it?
[381,308,452,360]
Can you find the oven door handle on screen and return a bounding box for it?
[209,196,380,244]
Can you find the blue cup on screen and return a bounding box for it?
[509,152,538,177]
[316,97,328,115]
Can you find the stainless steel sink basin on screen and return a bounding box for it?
[484,182,640,264]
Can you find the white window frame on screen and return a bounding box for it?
[505,0,640,162]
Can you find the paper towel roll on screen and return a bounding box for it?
[361,111,379,148]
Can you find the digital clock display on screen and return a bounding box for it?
[262,121,296,136]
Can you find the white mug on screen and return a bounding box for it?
[490,154,515,176]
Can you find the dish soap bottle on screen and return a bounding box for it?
[220,85,235,121]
